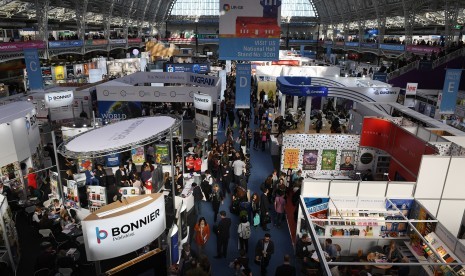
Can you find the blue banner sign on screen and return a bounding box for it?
[164,63,210,74]
[235,63,251,108]
[361,43,378,49]
[24,49,43,90]
[324,41,333,45]
[105,153,120,167]
[372,72,388,83]
[345,42,359,47]
[276,76,328,97]
[440,69,463,114]
[48,40,84,48]
[379,44,405,51]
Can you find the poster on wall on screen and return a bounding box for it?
[302,150,318,170]
[304,197,329,232]
[78,159,92,172]
[321,150,337,170]
[64,180,80,209]
[283,149,299,169]
[131,147,145,165]
[155,145,170,165]
[50,171,59,199]
[219,0,281,61]
[97,101,142,123]
[105,153,120,167]
[339,150,356,171]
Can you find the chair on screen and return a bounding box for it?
[34,268,50,276]
[58,268,73,276]
[39,229,67,249]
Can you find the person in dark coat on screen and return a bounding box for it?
[275,254,296,276]
[219,162,232,195]
[114,164,128,187]
[125,159,137,180]
[95,164,107,187]
[255,233,275,276]
[260,188,270,231]
[215,210,231,258]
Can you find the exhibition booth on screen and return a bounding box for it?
[299,195,465,276]
[0,101,41,198]
[0,195,19,273]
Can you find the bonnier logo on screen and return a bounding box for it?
[95,227,108,244]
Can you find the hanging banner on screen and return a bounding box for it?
[321,150,337,170]
[155,145,170,165]
[372,72,388,83]
[131,147,145,165]
[64,180,80,209]
[235,63,251,108]
[193,93,213,111]
[105,153,120,167]
[78,159,92,172]
[440,69,463,114]
[283,149,299,169]
[50,171,59,200]
[219,0,281,60]
[44,91,74,108]
[339,150,356,171]
[24,49,43,90]
[302,150,318,170]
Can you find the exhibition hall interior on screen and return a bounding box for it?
[2,0,465,275]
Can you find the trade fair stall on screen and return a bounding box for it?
[0,195,19,273]
[299,195,465,276]
[0,102,41,198]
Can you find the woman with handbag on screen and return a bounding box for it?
[250,193,261,227]
[194,217,210,255]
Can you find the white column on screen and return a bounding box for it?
[293,96,299,111]
[281,94,286,116]
[304,96,312,132]
[333,97,337,110]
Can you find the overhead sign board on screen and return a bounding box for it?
[193,93,213,111]
[219,0,281,60]
[164,63,210,74]
[44,91,74,108]
[82,194,166,261]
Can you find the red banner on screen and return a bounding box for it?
[360,118,437,180]
[271,60,300,66]
[128,38,142,43]
[0,41,46,52]
[406,45,442,54]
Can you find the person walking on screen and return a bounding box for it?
[232,158,246,186]
[253,128,260,151]
[255,233,275,276]
[260,188,270,231]
[275,254,296,276]
[210,184,224,223]
[237,215,251,253]
[192,183,204,216]
[219,162,232,195]
[250,193,261,227]
[215,211,231,259]
[194,217,210,254]
[274,190,286,228]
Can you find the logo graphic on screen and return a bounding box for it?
[96,227,108,244]
[223,4,230,11]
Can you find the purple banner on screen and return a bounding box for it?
[406,45,442,54]
[0,41,46,52]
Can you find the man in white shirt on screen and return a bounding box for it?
[232,158,246,186]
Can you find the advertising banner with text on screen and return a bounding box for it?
[235,63,251,108]
[24,49,43,91]
[219,0,281,60]
[0,41,45,52]
[82,194,166,261]
[440,68,463,114]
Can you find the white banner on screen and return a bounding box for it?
[44,91,74,108]
[193,93,213,111]
[195,113,211,139]
[406,83,418,95]
[82,194,166,261]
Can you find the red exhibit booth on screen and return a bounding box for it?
[360,118,437,181]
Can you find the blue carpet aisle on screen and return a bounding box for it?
[195,118,296,276]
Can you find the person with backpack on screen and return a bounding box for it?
[237,215,251,253]
[274,190,286,228]
[192,183,203,216]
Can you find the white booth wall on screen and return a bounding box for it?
[0,104,40,168]
[299,180,416,255]
[281,134,360,175]
[415,155,465,237]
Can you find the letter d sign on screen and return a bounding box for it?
[240,77,247,87]
[96,227,108,244]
